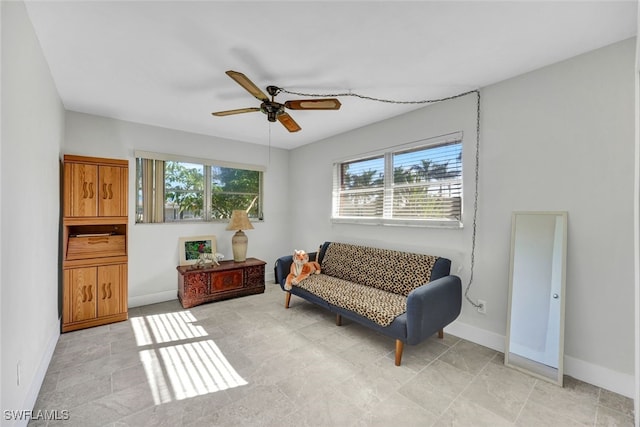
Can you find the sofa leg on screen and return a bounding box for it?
[395,340,404,366]
[438,329,444,339]
[336,314,342,326]
[284,292,291,309]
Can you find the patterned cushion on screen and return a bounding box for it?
[294,274,406,327]
[320,242,438,296]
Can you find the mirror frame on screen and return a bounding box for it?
[505,211,568,386]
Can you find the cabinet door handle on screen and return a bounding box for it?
[108,183,113,200]
[82,182,88,199]
[88,237,109,244]
[82,285,87,302]
[103,183,108,199]
[101,283,106,300]
[87,285,93,302]
[107,282,112,298]
[88,182,94,199]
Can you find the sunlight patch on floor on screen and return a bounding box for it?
[131,311,207,345]
[132,311,248,404]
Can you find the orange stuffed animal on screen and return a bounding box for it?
[284,249,321,290]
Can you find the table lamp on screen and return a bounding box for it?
[226,210,254,262]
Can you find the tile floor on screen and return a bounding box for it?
[31,283,634,426]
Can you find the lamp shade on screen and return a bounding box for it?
[226,210,254,231]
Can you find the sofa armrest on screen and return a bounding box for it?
[405,275,462,345]
[274,256,293,289]
[274,252,318,290]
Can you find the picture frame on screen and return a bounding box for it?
[178,235,217,266]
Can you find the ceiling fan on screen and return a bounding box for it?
[211,70,341,132]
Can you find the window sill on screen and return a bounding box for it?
[331,217,463,229]
[135,219,265,225]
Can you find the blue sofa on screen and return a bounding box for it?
[274,241,462,365]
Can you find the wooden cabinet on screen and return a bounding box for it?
[64,157,127,218]
[63,264,127,325]
[65,163,97,217]
[65,267,97,322]
[177,258,266,308]
[62,155,128,332]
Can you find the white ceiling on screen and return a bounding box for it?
[24,1,637,149]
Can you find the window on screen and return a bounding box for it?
[165,162,205,221]
[332,133,462,227]
[135,152,263,223]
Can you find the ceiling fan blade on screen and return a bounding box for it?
[225,70,269,102]
[277,113,301,132]
[211,107,260,117]
[284,99,341,110]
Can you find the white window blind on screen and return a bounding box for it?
[332,133,463,227]
[336,156,385,218]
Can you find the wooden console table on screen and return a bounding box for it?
[177,258,266,309]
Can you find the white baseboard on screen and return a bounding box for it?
[20,319,60,426]
[128,290,177,308]
[445,319,506,352]
[564,355,635,398]
[445,319,634,398]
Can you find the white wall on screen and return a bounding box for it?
[1,2,65,425]
[63,112,291,306]
[289,38,636,397]
[1,0,4,415]
[634,12,640,426]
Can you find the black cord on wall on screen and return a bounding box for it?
[278,86,482,308]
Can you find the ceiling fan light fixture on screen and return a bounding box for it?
[260,101,285,122]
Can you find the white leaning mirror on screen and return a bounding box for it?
[505,211,568,386]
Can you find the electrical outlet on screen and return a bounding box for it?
[17,361,21,386]
[477,300,487,315]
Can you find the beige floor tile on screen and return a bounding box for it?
[284,387,367,427]
[113,401,188,427]
[34,373,112,413]
[343,356,417,404]
[437,338,497,375]
[599,388,635,418]
[433,396,513,427]
[595,405,635,427]
[64,383,156,426]
[516,399,588,426]
[527,378,598,425]
[357,391,440,427]
[30,285,635,427]
[111,364,148,393]
[398,359,474,416]
[462,360,536,422]
[204,384,292,426]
